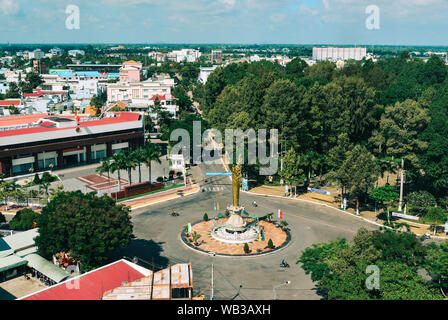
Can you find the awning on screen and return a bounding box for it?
[24,254,70,283]
[0,255,27,273]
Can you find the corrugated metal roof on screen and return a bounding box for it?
[1,229,38,253]
[24,253,70,283]
[101,263,193,300]
[0,254,27,273]
[16,246,38,258]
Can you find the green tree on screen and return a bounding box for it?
[141,143,162,183]
[406,191,437,215]
[279,148,304,195]
[297,228,440,300]
[9,208,39,231]
[96,157,113,192]
[110,152,127,191]
[35,191,133,272]
[0,212,6,224]
[370,99,430,168]
[426,241,448,298]
[370,185,399,210]
[336,145,380,198]
[121,148,138,186]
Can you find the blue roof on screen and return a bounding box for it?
[60,71,104,78]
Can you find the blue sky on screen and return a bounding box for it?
[0,0,447,45]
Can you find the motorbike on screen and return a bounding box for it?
[280,260,290,268]
[252,202,258,207]
[171,210,179,217]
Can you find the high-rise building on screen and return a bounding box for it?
[211,50,223,63]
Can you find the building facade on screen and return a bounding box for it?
[312,47,367,61]
[0,112,144,177]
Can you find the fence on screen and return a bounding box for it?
[0,197,48,208]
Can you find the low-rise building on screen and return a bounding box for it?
[0,112,144,177]
[119,60,143,83]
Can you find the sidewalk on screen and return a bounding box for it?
[121,184,200,210]
[248,185,446,239]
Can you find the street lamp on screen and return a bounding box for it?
[273,281,291,300]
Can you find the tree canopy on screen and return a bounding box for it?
[34,191,133,272]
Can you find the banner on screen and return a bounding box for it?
[188,223,192,234]
[391,212,419,221]
[278,209,283,219]
[307,187,330,195]
[241,179,248,191]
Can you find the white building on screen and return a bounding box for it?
[107,75,175,104]
[167,49,202,63]
[28,49,45,60]
[68,50,85,57]
[198,66,219,84]
[0,81,9,94]
[312,47,367,61]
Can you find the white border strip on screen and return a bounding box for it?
[242,190,448,240]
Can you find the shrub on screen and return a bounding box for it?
[406,191,437,215]
[203,213,208,221]
[9,208,39,231]
[423,207,448,223]
[41,172,55,183]
[225,209,230,217]
[176,171,183,177]
[243,243,250,254]
[0,212,6,224]
[33,173,41,185]
[156,176,164,182]
[267,239,274,249]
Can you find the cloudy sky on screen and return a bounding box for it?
[0,0,447,45]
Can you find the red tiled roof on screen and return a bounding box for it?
[0,112,140,138]
[0,100,21,106]
[23,93,43,97]
[23,260,146,300]
[150,94,166,101]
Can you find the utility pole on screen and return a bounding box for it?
[398,158,404,212]
[210,263,214,300]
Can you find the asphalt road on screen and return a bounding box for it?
[128,160,379,300]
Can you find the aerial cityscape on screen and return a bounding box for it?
[1,0,448,311]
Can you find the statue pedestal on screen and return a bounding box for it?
[226,205,246,231]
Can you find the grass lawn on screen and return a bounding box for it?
[117,184,185,202]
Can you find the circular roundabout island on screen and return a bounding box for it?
[181,205,291,257]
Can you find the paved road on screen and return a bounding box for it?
[127,159,379,300]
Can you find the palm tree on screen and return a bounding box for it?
[96,157,112,192]
[121,149,138,186]
[192,231,201,246]
[141,143,162,184]
[110,152,127,191]
[133,148,145,184]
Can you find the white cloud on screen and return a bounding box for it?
[270,13,286,23]
[298,5,319,16]
[0,0,20,15]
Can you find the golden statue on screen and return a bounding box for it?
[232,163,242,207]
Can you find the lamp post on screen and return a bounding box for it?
[273,281,291,300]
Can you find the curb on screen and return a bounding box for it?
[242,190,448,240]
[118,184,189,204]
[178,219,292,258]
[130,186,200,211]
